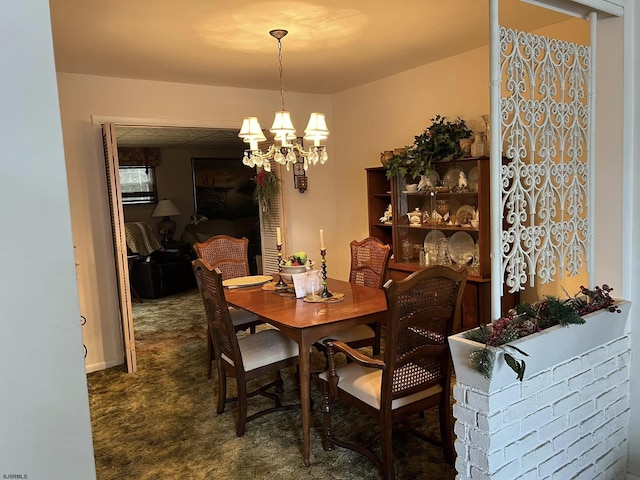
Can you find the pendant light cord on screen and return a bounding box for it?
[277,37,285,112]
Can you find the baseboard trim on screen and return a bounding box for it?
[85,358,124,373]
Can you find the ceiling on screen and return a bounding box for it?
[49,0,573,147]
[115,126,244,148]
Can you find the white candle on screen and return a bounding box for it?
[320,229,325,250]
[276,227,282,245]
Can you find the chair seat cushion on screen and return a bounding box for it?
[229,306,259,328]
[319,363,442,411]
[317,324,375,345]
[223,329,298,372]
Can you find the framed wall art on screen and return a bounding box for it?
[191,158,257,219]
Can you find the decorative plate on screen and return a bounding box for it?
[456,205,476,225]
[423,229,446,251]
[468,167,479,192]
[443,166,464,189]
[426,170,441,187]
[223,275,273,288]
[448,232,475,265]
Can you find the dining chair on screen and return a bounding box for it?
[319,265,468,479]
[192,260,300,436]
[193,235,264,335]
[192,258,263,379]
[315,237,391,356]
[193,234,250,280]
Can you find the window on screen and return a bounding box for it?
[119,166,158,205]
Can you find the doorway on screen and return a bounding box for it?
[99,119,284,373]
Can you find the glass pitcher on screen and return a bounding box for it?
[305,270,322,300]
[437,238,452,265]
[401,239,412,262]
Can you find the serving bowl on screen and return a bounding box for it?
[280,265,307,283]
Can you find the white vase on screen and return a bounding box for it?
[470,133,485,157]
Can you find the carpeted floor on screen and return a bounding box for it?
[87,288,457,480]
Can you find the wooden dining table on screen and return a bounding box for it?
[224,277,387,466]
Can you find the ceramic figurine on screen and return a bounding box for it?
[407,208,422,225]
[454,171,470,193]
[470,209,479,229]
[458,171,468,189]
[379,204,393,224]
[417,174,433,192]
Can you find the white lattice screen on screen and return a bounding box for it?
[500,27,591,293]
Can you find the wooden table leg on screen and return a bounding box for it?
[299,332,311,466]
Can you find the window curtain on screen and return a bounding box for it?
[117,147,161,167]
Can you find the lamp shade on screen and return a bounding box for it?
[270,111,296,145]
[239,117,267,142]
[304,112,329,146]
[152,199,180,218]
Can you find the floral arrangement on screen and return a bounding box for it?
[463,285,621,381]
[384,115,473,180]
[253,169,280,226]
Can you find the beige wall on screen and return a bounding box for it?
[332,18,604,307]
[57,73,334,371]
[332,45,493,272]
[59,17,622,378]
[122,145,245,239]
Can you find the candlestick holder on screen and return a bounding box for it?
[275,244,288,290]
[319,248,333,298]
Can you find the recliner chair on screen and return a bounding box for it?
[125,222,196,299]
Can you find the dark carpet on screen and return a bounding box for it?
[87,288,457,480]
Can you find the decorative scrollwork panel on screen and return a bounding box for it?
[500,27,590,293]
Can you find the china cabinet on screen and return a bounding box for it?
[366,157,517,331]
[366,167,393,247]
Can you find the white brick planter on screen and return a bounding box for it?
[448,301,631,480]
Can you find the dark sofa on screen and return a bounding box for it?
[125,222,196,299]
[130,248,196,299]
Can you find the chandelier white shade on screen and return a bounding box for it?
[239,117,267,151]
[239,29,329,172]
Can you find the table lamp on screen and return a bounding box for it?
[152,199,180,244]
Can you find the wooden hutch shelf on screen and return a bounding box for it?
[366,161,517,333]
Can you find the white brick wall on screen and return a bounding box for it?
[453,335,630,479]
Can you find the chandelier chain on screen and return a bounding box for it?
[277,37,285,112]
[239,28,329,171]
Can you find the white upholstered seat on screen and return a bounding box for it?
[192,259,299,437]
[222,328,298,372]
[319,265,468,479]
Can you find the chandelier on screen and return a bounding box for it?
[239,29,329,172]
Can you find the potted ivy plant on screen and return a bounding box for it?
[384,115,473,180]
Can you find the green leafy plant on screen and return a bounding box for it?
[253,169,280,226]
[464,284,621,381]
[384,115,473,180]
